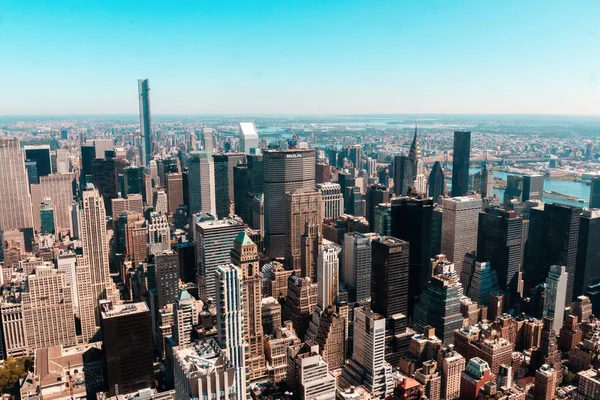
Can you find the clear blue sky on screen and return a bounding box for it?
[1,1,599,115]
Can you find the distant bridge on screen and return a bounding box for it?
[423,152,501,164]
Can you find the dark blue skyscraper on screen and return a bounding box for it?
[451,131,471,197]
[428,161,446,201]
[138,79,152,166]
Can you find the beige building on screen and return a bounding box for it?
[39,173,75,235]
[440,346,466,400]
[230,231,267,381]
[76,255,98,342]
[0,138,34,231]
[284,189,323,278]
[264,321,301,383]
[80,186,117,316]
[19,343,103,400]
[1,298,28,357]
[111,194,143,221]
[22,268,77,351]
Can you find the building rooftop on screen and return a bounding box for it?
[239,122,259,138]
[174,339,228,375]
[234,230,254,246]
[100,301,149,319]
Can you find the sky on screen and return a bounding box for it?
[1,1,599,115]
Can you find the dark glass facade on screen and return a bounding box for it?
[575,210,600,299]
[451,131,471,197]
[428,161,446,200]
[524,203,581,303]
[391,196,433,318]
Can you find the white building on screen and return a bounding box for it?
[239,122,260,154]
[216,264,247,398]
[317,241,341,311]
[172,339,237,400]
[286,342,336,400]
[544,265,568,332]
[317,183,344,220]
[339,307,394,398]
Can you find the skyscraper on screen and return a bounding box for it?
[213,153,246,218]
[575,209,600,299]
[339,307,394,398]
[22,268,77,351]
[342,232,372,305]
[0,138,34,231]
[24,145,52,177]
[187,151,216,216]
[286,342,337,400]
[413,274,463,345]
[544,265,568,333]
[138,79,152,166]
[173,288,199,347]
[408,124,427,194]
[480,163,494,198]
[230,231,267,381]
[39,173,75,235]
[590,177,600,208]
[317,183,344,220]
[428,161,446,201]
[440,347,466,400]
[194,218,244,302]
[165,172,184,213]
[153,250,179,309]
[371,236,410,364]
[100,300,153,396]
[366,184,390,231]
[239,122,260,153]
[451,131,471,197]
[215,264,248,398]
[264,149,315,258]
[391,195,433,317]
[393,155,411,196]
[524,203,581,303]
[476,207,523,302]
[285,190,322,277]
[80,185,116,316]
[441,196,481,267]
[316,241,341,310]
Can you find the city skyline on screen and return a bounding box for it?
[1,1,600,115]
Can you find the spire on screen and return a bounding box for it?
[409,117,422,162]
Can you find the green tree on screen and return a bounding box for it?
[0,356,33,394]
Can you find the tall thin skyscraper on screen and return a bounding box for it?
[366,184,390,231]
[477,207,523,303]
[524,203,581,303]
[215,264,248,398]
[80,185,116,318]
[451,131,471,197]
[544,265,568,333]
[339,307,394,398]
[371,236,410,364]
[428,161,446,201]
[187,151,216,216]
[590,176,600,208]
[285,189,323,277]
[342,232,372,305]
[316,241,341,310]
[391,195,433,318]
[408,124,427,194]
[575,209,600,299]
[213,153,246,218]
[264,149,315,259]
[0,138,34,231]
[138,79,152,166]
[230,231,267,381]
[393,155,411,196]
[480,163,494,198]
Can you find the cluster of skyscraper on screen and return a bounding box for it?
[0,80,600,400]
